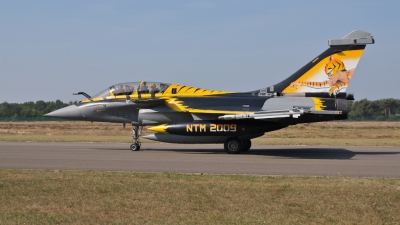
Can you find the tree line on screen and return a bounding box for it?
[348,98,400,120]
[0,99,399,120]
[0,100,75,118]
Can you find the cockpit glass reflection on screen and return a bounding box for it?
[92,81,170,99]
[110,84,135,96]
[92,89,110,99]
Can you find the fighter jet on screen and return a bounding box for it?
[45,30,374,153]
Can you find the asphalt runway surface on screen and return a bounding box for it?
[1,142,400,178]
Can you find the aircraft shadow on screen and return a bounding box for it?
[93,146,400,160]
[244,148,400,160]
[147,147,400,160]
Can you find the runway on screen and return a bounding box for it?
[1,142,399,178]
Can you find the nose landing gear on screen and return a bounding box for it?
[130,125,143,151]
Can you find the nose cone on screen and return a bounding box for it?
[45,105,82,119]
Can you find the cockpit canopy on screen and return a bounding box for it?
[92,81,171,99]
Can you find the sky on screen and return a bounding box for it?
[1,0,399,103]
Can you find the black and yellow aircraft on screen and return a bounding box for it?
[46,30,374,153]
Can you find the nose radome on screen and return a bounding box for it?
[44,105,82,119]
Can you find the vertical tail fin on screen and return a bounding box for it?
[266,30,374,98]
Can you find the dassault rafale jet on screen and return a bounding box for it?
[46,30,374,153]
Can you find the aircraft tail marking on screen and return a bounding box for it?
[269,30,374,97]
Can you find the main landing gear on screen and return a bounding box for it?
[130,125,143,151]
[224,137,252,154]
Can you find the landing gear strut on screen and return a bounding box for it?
[130,125,143,151]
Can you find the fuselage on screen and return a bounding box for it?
[44,30,374,152]
[46,81,347,128]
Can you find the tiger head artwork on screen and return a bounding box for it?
[324,56,346,78]
[289,56,356,96]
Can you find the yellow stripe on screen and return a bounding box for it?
[165,97,254,114]
[163,84,233,97]
[148,124,169,134]
[80,83,235,102]
[312,97,326,111]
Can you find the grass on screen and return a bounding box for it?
[0,170,399,224]
[1,121,400,146]
[1,123,400,224]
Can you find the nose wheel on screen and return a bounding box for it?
[130,143,141,151]
[131,125,143,151]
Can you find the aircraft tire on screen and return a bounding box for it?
[224,137,242,154]
[130,144,140,151]
[241,139,252,152]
